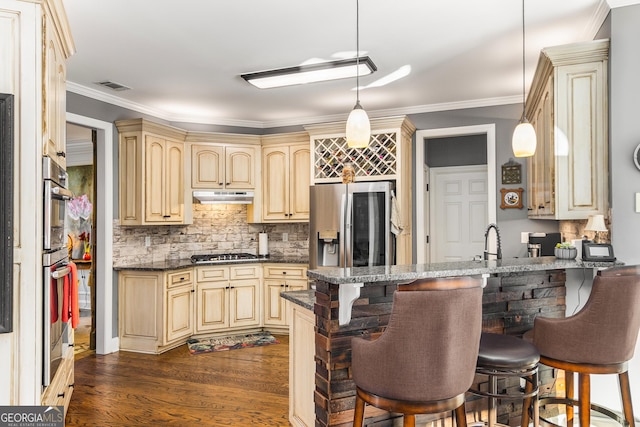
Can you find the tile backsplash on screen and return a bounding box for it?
[112,204,309,267]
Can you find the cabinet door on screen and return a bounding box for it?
[164,140,184,221]
[165,284,193,344]
[225,146,256,189]
[196,281,229,332]
[229,279,260,328]
[145,136,167,222]
[264,279,287,326]
[262,146,289,221]
[191,144,224,188]
[43,19,66,168]
[289,144,310,220]
[119,272,161,344]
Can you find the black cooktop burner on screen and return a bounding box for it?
[190,253,259,264]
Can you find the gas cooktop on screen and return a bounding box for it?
[190,253,260,264]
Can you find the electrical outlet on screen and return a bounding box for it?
[282,232,288,242]
[145,236,151,247]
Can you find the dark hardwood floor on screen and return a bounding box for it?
[66,335,290,426]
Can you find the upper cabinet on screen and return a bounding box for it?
[525,39,609,220]
[42,0,76,169]
[305,117,415,265]
[116,119,187,225]
[261,132,310,223]
[190,144,257,190]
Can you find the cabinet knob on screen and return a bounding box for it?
[226,182,230,185]
[282,271,286,275]
[219,182,223,186]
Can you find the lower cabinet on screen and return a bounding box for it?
[195,264,261,334]
[289,303,316,427]
[41,329,74,415]
[263,264,308,332]
[118,262,308,353]
[119,268,194,354]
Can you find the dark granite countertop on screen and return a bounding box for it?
[113,255,309,271]
[280,289,314,311]
[307,256,620,285]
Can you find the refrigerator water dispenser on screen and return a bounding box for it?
[318,230,339,267]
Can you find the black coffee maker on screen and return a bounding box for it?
[528,232,561,257]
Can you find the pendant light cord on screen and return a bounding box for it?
[356,0,360,105]
[521,0,526,121]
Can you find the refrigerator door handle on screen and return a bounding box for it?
[345,192,353,267]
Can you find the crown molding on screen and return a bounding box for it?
[68,81,522,130]
[606,0,640,7]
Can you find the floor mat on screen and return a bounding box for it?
[187,332,279,355]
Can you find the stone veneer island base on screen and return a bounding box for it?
[304,257,617,427]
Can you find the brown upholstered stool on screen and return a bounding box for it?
[470,332,540,427]
[351,276,484,427]
[528,265,640,427]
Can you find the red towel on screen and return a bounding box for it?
[69,262,79,328]
[61,261,79,328]
[50,265,58,324]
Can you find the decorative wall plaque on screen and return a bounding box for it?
[501,158,522,184]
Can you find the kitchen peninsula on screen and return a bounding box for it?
[289,256,618,427]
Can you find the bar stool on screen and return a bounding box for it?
[470,332,540,427]
[527,265,640,427]
[351,276,483,427]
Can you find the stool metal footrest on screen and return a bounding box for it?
[539,397,630,427]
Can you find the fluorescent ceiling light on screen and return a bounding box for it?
[241,57,376,89]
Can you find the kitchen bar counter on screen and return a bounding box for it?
[113,255,309,271]
[308,257,618,427]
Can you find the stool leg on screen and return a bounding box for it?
[619,371,636,427]
[566,370,575,427]
[455,403,468,427]
[578,373,590,427]
[521,370,539,427]
[353,391,365,427]
[404,414,416,427]
[488,374,497,427]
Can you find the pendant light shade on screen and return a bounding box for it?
[512,119,537,157]
[346,0,371,148]
[512,0,536,158]
[346,102,370,148]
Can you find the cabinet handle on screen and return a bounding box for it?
[68,343,74,348]
[226,182,230,185]
[57,392,65,398]
[219,182,223,186]
[163,215,171,218]
[280,284,285,287]
[282,271,286,275]
[179,277,185,281]
[69,383,75,388]
[56,151,66,158]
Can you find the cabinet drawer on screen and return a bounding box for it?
[263,264,307,279]
[230,264,260,280]
[167,269,193,288]
[197,266,229,282]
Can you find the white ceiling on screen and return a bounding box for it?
[63,0,618,130]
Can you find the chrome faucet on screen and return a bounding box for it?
[483,223,502,260]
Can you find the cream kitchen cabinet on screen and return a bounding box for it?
[118,268,194,354]
[190,144,257,190]
[116,119,187,225]
[525,39,609,219]
[263,264,308,331]
[261,132,310,223]
[42,0,74,169]
[195,264,261,334]
[41,325,74,416]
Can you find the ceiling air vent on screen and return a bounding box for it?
[96,80,131,91]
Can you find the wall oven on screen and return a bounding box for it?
[42,156,72,387]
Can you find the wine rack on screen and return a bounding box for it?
[313,132,397,181]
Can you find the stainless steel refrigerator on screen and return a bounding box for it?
[309,181,395,269]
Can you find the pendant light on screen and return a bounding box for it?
[346,0,371,148]
[512,0,536,158]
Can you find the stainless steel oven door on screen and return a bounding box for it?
[43,248,70,387]
[43,156,71,252]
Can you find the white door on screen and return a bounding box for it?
[430,165,488,262]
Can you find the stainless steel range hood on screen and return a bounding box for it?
[193,190,254,204]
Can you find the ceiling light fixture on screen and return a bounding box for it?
[345,0,371,149]
[240,57,376,89]
[512,0,537,158]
